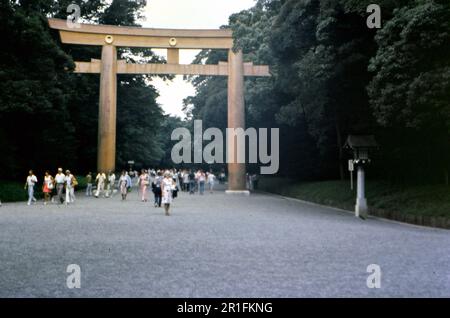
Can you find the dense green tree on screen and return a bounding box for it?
[0,0,76,178]
[0,0,169,179]
[368,0,450,183]
[270,0,379,179]
[230,0,320,178]
[116,75,165,168]
[185,0,450,184]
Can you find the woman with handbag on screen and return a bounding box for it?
[43,171,54,205]
[161,171,176,216]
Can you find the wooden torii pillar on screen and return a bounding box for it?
[48,18,270,193]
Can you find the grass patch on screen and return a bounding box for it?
[259,177,450,218]
[0,180,32,203]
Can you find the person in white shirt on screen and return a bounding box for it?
[153,171,163,207]
[95,172,106,198]
[197,170,206,195]
[207,172,216,193]
[106,171,116,198]
[182,170,189,192]
[174,170,181,191]
[24,170,38,206]
[65,170,75,205]
[54,168,66,204]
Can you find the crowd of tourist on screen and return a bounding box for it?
[25,168,77,206]
[22,168,228,216]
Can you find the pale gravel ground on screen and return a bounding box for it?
[0,185,449,298]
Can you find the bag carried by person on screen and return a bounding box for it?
[72,178,78,187]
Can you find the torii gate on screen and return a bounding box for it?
[48,18,270,193]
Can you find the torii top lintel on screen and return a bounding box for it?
[48,18,234,49]
[48,18,270,77]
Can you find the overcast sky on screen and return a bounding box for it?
[141,0,256,118]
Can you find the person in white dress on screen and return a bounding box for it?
[138,169,150,202]
[119,170,131,200]
[161,172,175,216]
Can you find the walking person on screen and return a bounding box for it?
[172,173,179,199]
[182,170,189,192]
[219,170,225,184]
[148,171,155,190]
[54,168,66,204]
[95,172,106,198]
[42,171,54,205]
[119,170,132,201]
[128,169,135,184]
[207,171,216,193]
[85,172,93,196]
[174,169,181,191]
[139,169,149,202]
[24,170,38,206]
[106,171,116,198]
[133,170,139,186]
[153,171,162,207]
[198,170,206,195]
[188,170,196,194]
[64,170,76,205]
[161,172,175,216]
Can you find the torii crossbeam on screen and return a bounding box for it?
[48,18,270,193]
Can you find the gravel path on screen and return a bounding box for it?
[0,186,449,297]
